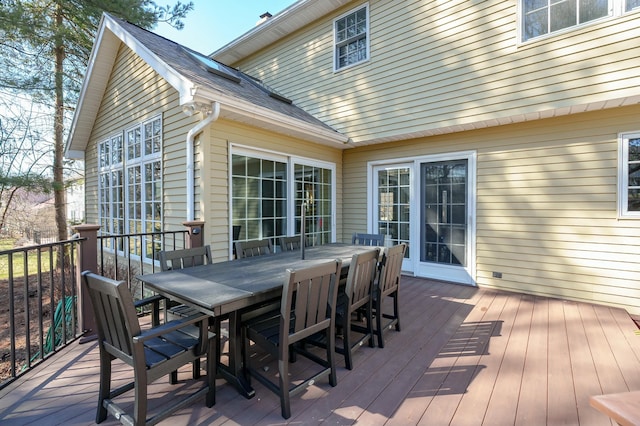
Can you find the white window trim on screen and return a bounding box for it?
[333,3,370,72]
[97,115,163,262]
[228,144,337,257]
[618,131,640,218]
[517,0,638,44]
[367,150,477,285]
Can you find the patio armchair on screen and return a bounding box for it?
[235,239,274,258]
[158,245,213,380]
[352,232,385,246]
[82,271,216,426]
[305,248,380,370]
[279,235,301,252]
[159,245,213,319]
[373,243,407,348]
[241,260,342,419]
[336,248,380,369]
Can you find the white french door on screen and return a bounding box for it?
[372,164,413,272]
[370,151,476,285]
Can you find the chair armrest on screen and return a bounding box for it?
[133,313,211,344]
[134,294,166,309]
[134,294,165,326]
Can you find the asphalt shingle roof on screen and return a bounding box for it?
[112,15,339,135]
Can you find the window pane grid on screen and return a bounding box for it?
[296,164,333,247]
[421,161,467,266]
[522,0,610,41]
[377,168,411,258]
[98,117,162,258]
[232,153,334,251]
[232,154,288,246]
[335,6,368,70]
[627,138,640,212]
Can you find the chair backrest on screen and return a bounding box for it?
[378,243,407,296]
[82,271,140,360]
[280,260,342,346]
[279,236,301,252]
[344,248,380,311]
[158,245,212,271]
[352,232,385,246]
[235,239,274,258]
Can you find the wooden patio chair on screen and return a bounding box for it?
[82,271,216,426]
[279,235,301,252]
[159,245,212,319]
[336,248,380,369]
[373,243,407,348]
[235,239,274,258]
[241,260,342,419]
[158,245,213,379]
[352,232,385,246]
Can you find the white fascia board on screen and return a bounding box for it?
[65,15,114,157]
[65,14,198,157]
[102,15,195,100]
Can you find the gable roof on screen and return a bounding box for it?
[65,13,349,159]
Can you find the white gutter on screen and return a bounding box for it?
[185,101,220,221]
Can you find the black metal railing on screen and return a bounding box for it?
[96,230,189,300]
[0,238,83,390]
[0,228,190,390]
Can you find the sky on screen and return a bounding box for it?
[154,1,296,55]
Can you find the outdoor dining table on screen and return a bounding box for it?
[137,243,378,398]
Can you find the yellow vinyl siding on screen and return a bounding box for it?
[343,105,640,314]
[232,0,640,145]
[200,120,344,260]
[84,44,200,239]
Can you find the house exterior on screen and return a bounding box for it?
[66,1,640,314]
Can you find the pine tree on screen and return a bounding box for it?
[0,0,193,242]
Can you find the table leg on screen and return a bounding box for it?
[216,311,255,399]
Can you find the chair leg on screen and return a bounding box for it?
[327,327,337,387]
[193,359,201,379]
[393,292,401,331]
[96,352,111,423]
[364,303,375,348]
[375,299,385,349]
[279,348,291,419]
[133,372,148,426]
[341,314,354,370]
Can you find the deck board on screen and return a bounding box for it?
[1,277,639,425]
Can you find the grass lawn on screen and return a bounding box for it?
[0,239,55,280]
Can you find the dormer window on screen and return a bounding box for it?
[334,4,369,71]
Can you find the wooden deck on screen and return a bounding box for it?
[1,276,640,425]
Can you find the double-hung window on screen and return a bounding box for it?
[334,4,369,71]
[619,132,640,217]
[98,116,162,260]
[231,147,335,251]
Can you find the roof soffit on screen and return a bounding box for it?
[211,0,352,64]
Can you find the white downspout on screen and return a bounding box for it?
[186,101,220,221]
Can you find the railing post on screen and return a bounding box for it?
[72,224,101,343]
[182,220,205,248]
